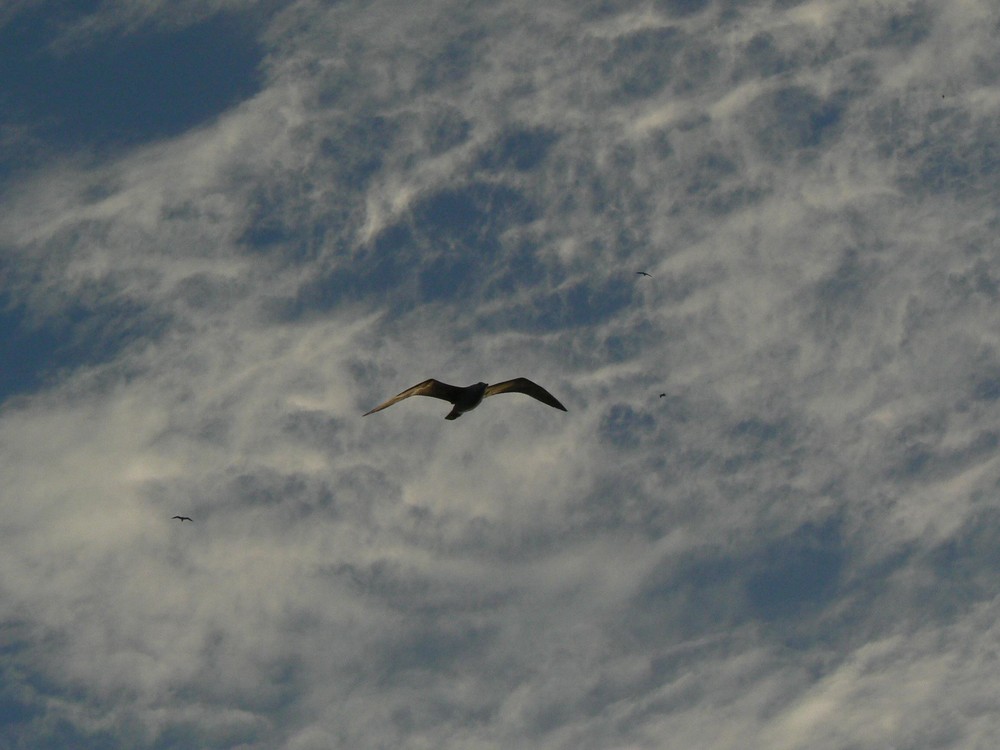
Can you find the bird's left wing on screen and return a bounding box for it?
[484,378,567,411]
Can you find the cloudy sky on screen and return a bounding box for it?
[1,0,999,747]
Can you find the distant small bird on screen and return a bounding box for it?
[172,516,193,522]
[363,378,567,420]
[636,271,653,278]
[659,393,666,398]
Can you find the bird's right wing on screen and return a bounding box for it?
[363,379,462,416]
[484,378,567,411]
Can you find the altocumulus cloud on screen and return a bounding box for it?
[1,0,1000,748]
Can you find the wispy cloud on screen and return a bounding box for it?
[1,0,999,747]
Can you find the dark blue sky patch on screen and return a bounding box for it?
[223,467,335,519]
[0,656,131,749]
[737,33,791,79]
[730,416,796,450]
[152,721,242,750]
[380,622,496,676]
[479,240,546,300]
[32,722,120,750]
[319,115,396,190]
[422,105,471,155]
[173,273,246,314]
[412,188,488,240]
[238,200,297,249]
[368,223,417,287]
[0,6,263,155]
[416,29,485,92]
[628,517,846,641]
[873,3,934,49]
[718,415,800,474]
[0,292,162,405]
[266,223,416,320]
[476,127,560,173]
[0,661,42,737]
[927,508,1000,616]
[686,152,738,195]
[410,183,536,247]
[280,409,346,455]
[631,551,745,642]
[807,248,881,339]
[897,113,1000,198]
[748,85,846,160]
[236,180,332,264]
[599,403,656,450]
[418,253,477,302]
[677,149,770,215]
[601,320,662,364]
[671,37,718,95]
[4,683,124,750]
[971,374,1000,401]
[745,518,844,620]
[654,0,710,16]
[948,259,999,301]
[697,183,770,215]
[604,26,683,100]
[402,183,533,304]
[273,182,541,319]
[565,465,690,540]
[334,559,504,620]
[0,301,66,402]
[887,428,998,483]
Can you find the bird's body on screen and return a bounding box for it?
[363,378,566,420]
[172,515,193,522]
[636,271,652,278]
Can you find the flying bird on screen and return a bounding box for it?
[172,516,193,522]
[363,378,567,420]
[636,271,652,278]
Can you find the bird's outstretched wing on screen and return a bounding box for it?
[484,378,567,411]
[363,379,464,416]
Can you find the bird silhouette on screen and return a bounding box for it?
[172,516,193,522]
[636,271,652,278]
[363,378,567,420]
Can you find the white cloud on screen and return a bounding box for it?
[2,0,1000,747]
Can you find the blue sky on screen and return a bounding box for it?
[1,1,1000,748]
